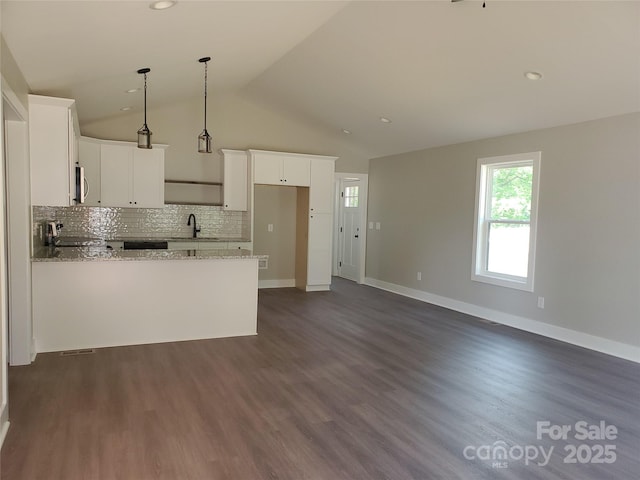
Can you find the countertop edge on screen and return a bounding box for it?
[32,247,267,263]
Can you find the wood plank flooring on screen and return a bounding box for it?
[1,278,638,479]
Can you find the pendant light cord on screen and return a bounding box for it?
[143,72,148,126]
[203,60,208,131]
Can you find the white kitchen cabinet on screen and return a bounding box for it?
[29,95,80,206]
[221,149,248,211]
[250,149,311,186]
[248,149,337,291]
[303,156,337,290]
[268,153,334,292]
[78,138,101,206]
[100,144,132,207]
[133,148,164,208]
[99,142,165,208]
[309,158,335,214]
[307,212,334,286]
[32,258,258,353]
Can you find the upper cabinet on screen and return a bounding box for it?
[251,150,311,186]
[309,158,335,214]
[100,144,165,208]
[79,137,166,208]
[29,95,80,206]
[131,148,165,208]
[221,149,249,211]
[99,144,131,207]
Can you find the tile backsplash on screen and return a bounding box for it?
[33,204,250,244]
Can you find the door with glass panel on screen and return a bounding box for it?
[337,178,362,282]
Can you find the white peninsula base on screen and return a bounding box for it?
[32,257,258,353]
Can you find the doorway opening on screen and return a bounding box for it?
[333,173,368,283]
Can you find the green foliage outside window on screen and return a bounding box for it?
[490,166,533,221]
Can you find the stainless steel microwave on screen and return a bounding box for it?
[75,165,87,204]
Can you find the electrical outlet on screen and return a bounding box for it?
[267,224,273,232]
[417,272,422,281]
[537,296,545,309]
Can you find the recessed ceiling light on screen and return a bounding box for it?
[380,117,392,123]
[342,129,351,135]
[525,71,543,81]
[150,1,177,10]
[120,106,132,111]
[126,88,140,94]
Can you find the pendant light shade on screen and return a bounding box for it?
[137,68,152,149]
[198,57,212,153]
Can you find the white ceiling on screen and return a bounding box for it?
[3,0,639,158]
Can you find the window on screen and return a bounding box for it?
[472,152,541,291]
[344,185,359,208]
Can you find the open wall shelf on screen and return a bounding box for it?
[164,179,223,206]
[165,180,223,186]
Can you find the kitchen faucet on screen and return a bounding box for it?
[187,214,201,238]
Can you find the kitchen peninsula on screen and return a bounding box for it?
[32,247,265,353]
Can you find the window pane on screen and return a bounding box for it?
[487,223,530,277]
[490,165,532,221]
[344,185,359,208]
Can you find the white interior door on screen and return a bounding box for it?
[336,176,367,282]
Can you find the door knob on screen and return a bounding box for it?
[354,235,359,238]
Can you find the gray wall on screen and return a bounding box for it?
[253,185,297,282]
[366,113,640,347]
[1,34,30,109]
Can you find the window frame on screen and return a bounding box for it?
[471,151,541,291]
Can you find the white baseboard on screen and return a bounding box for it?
[364,277,640,363]
[305,284,330,292]
[258,279,296,289]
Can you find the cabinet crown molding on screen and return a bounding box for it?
[247,149,337,163]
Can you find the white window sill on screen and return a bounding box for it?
[472,272,534,292]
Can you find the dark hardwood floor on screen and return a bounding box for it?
[1,278,638,479]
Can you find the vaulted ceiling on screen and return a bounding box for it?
[3,0,639,158]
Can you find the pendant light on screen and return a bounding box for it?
[198,57,212,153]
[137,67,152,149]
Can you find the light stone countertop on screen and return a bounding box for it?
[32,246,266,262]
